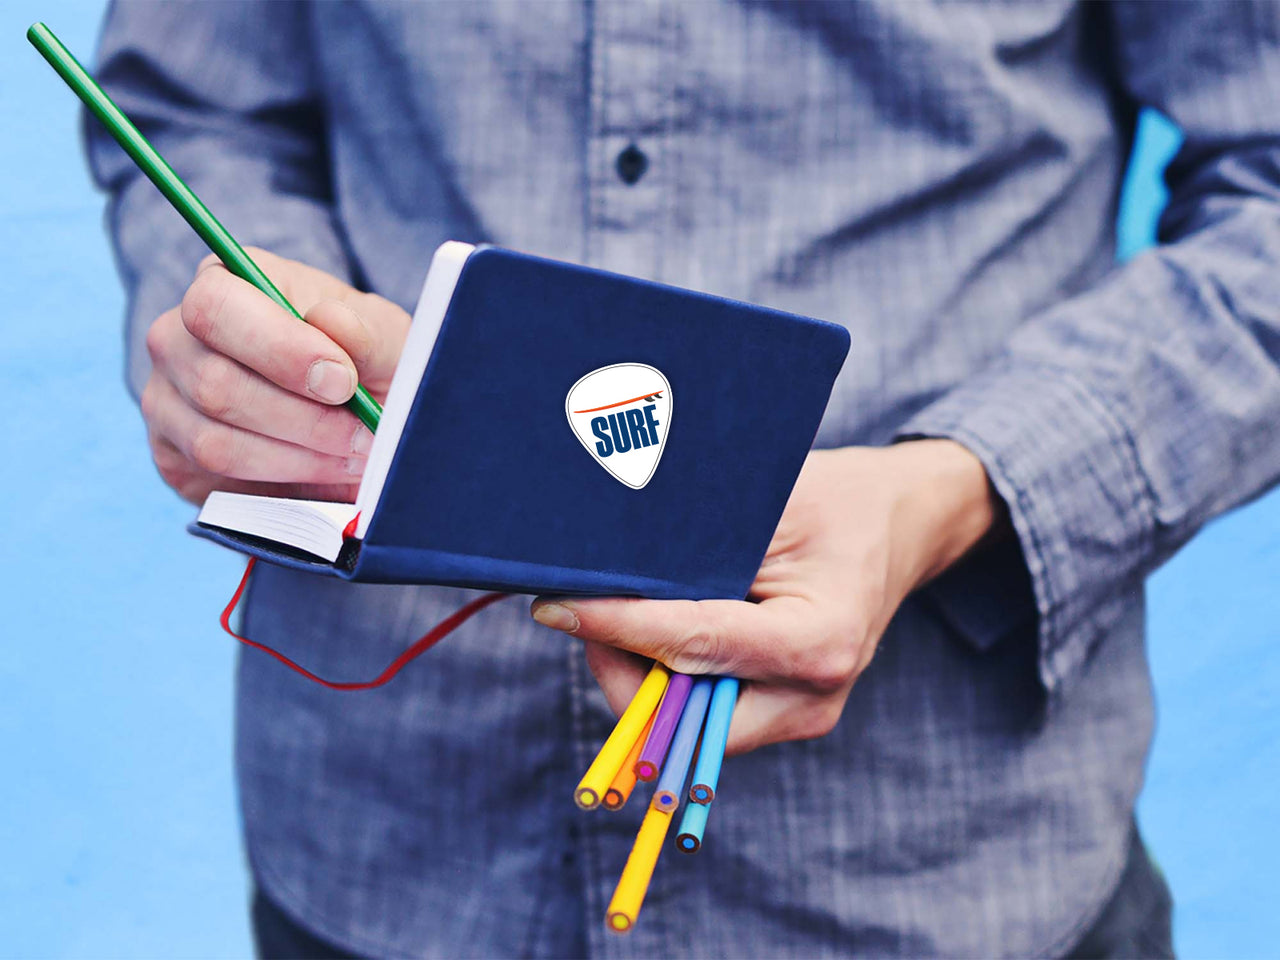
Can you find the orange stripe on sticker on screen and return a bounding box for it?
[573,390,663,414]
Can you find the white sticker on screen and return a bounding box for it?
[565,363,672,489]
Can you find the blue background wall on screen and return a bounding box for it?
[1,3,1275,956]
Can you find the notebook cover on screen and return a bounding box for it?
[193,246,850,600]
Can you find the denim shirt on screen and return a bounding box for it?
[89,2,1280,956]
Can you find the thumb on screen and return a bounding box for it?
[305,295,410,399]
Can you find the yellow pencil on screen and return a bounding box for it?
[605,805,673,933]
[603,713,656,810]
[575,662,670,809]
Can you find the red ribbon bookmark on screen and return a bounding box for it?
[220,558,510,690]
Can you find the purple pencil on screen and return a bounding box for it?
[634,672,693,781]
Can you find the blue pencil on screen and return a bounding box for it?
[689,676,738,804]
[651,677,713,813]
[675,797,710,853]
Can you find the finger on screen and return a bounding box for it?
[721,685,850,757]
[150,432,361,506]
[144,376,366,485]
[149,430,220,505]
[181,263,359,405]
[223,248,367,314]
[305,297,410,397]
[530,594,819,680]
[722,685,805,756]
[154,430,361,503]
[194,249,362,311]
[581,640,651,717]
[153,322,372,457]
[199,250,411,395]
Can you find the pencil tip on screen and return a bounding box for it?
[606,913,633,934]
[653,791,677,812]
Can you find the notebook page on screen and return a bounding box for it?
[198,492,358,562]
[353,242,475,538]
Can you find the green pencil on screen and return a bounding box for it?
[27,21,382,433]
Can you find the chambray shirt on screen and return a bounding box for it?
[89,2,1280,956]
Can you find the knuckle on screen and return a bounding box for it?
[180,270,230,344]
[348,325,376,368]
[144,314,171,364]
[176,477,210,505]
[311,297,375,368]
[154,465,178,491]
[155,463,176,487]
[152,443,182,475]
[151,442,176,474]
[799,702,844,741]
[189,422,238,475]
[348,297,383,359]
[156,460,186,490]
[139,380,160,423]
[673,608,730,672]
[190,355,240,420]
[303,402,349,453]
[244,247,290,285]
[151,446,193,496]
[242,245,273,262]
[799,636,860,696]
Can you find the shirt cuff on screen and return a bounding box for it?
[896,361,1154,693]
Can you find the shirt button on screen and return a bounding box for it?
[615,143,649,185]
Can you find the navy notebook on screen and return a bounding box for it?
[192,243,850,601]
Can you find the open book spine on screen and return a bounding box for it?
[187,523,363,580]
[190,523,748,599]
[350,542,745,599]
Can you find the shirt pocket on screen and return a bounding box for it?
[917,534,1038,654]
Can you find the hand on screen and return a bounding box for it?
[531,440,1004,755]
[141,249,411,504]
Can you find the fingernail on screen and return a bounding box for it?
[532,602,579,634]
[351,426,373,455]
[345,456,366,476]
[308,360,355,403]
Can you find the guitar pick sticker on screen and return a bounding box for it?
[566,363,672,489]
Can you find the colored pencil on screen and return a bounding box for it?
[675,796,710,853]
[634,672,692,781]
[575,662,670,809]
[605,805,673,933]
[26,22,383,432]
[603,713,654,810]
[689,676,739,804]
[651,677,713,813]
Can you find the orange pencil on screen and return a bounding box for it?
[603,713,655,810]
[575,662,670,808]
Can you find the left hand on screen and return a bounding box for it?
[531,439,1004,756]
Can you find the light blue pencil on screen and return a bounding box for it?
[675,796,710,853]
[651,677,713,813]
[689,677,739,804]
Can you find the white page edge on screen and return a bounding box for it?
[353,241,475,538]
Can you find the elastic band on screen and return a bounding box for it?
[220,558,509,690]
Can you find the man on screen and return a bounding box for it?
[88,2,1280,956]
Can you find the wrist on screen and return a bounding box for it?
[887,438,1005,588]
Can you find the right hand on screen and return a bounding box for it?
[141,248,411,505]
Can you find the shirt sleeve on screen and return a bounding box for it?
[898,1,1280,694]
[85,0,352,401]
